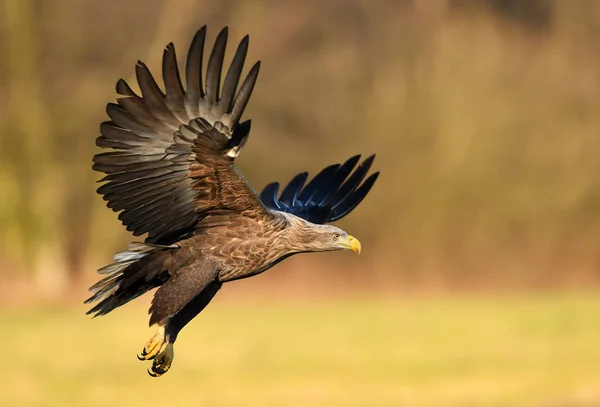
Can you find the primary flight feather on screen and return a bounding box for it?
[87,25,379,377]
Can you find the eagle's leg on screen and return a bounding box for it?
[141,279,223,377]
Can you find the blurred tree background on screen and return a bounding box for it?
[1,0,600,299]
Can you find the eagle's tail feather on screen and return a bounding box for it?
[85,242,176,317]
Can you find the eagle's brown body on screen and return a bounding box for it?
[87,26,378,376]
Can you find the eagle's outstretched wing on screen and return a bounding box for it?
[259,154,379,224]
[93,26,264,245]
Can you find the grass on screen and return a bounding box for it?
[1,292,600,407]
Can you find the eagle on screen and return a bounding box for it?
[86,26,379,377]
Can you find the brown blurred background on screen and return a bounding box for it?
[2,0,600,297]
[1,1,600,406]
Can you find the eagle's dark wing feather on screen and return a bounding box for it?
[259,155,379,224]
[93,26,262,245]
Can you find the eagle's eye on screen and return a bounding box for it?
[333,232,341,239]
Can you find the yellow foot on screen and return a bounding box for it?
[137,325,167,361]
[148,343,174,377]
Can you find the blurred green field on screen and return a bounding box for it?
[1,292,599,407]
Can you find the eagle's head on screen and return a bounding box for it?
[281,213,362,254]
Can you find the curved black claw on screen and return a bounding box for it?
[137,347,155,361]
[148,362,169,377]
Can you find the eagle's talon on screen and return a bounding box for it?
[148,343,174,377]
[138,325,166,361]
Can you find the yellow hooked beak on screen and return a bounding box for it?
[340,235,362,254]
